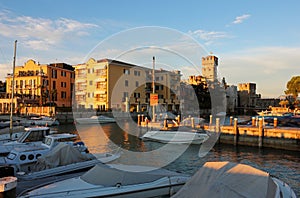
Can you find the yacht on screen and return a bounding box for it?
[75,115,116,125]
[0,133,88,174]
[18,164,189,198]
[0,127,52,156]
[141,127,209,144]
[20,116,59,127]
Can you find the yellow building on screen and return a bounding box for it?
[5,59,75,108]
[74,58,181,112]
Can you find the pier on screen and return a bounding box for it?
[204,117,300,151]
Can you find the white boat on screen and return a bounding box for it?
[20,116,59,127]
[172,161,297,198]
[0,133,88,174]
[0,127,52,156]
[75,115,116,124]
[16,143,121,181]
[18,164,190,198]
[141,128,209,144]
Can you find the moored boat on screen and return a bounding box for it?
[75,115,116,125]
[140,126,209,144]
[172,161,297,198]
[0,133,88,174]
[18,164,189,198]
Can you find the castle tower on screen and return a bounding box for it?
[202,55,218,81]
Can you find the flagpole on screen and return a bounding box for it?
[10,40,17,139]
[152,56,155,122]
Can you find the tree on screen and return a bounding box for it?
[285,76,300,99]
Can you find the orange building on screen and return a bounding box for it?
[5,59,75,108]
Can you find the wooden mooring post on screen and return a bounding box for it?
[258,118,264,148]
[233,118,239,146]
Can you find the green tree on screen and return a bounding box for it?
[285,76,300,99]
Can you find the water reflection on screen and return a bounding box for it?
[54,123,300,196]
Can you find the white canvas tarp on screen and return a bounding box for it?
[34,143,95,171]
[172,161,277,198]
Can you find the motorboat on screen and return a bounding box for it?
[75,115,116,125]
[172,161,297,198]
[140,127,209,144]
[0,133,88,174]
[18,164,190,198]
[0,127,53,156]
[16,143,121,181]
[20,116,59,127]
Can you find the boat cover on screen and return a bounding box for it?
[172,161,277,198]
[81,164,182,187]
[34,143,95,171]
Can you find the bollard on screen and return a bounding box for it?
[229,116,233,126]
[258,118,263,148]
[252,117,255,127]
[216,118,220,133]
[274,117,278,128]
[209,115,213,126]
[177,115,180,125]
[163,119,168,128]
[137,114,141,126]
[233,118,239,146]
[141,114,144,123]
[191,117,195,128]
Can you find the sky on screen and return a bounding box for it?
[0,0,299,98]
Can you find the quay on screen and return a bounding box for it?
[204,118,300,151]
[138,115,300,151]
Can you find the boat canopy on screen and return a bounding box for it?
[172,161,277,198]
[81,164,182,187]
[34,143,94,171]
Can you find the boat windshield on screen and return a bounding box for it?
[43,137,52,146]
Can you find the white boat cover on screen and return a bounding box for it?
[34,143,95,171]
[81,164,183,187]
[172,161,277,198]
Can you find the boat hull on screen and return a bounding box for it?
[141,131,209,144]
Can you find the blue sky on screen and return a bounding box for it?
[0,0,299,97]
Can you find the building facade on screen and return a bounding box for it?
[74,58,181,112]
[5,59,75,109]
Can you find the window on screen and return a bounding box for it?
[134,92,140,98]
[89,80,93,85]
[134,70,141,76]
[52,69,57,78]
[52,81,56,90]
[124,69,130,75]
[125,80,129,87]
[136,81,139,87]
[61,91,67,99]
[161,76,164,81]
[123,92,129,98]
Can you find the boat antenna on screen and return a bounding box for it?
[10,40,17,139]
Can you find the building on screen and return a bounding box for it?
[226,85,238,114]
[237,83,260,109]
[5,59,75,110]
[202,55,218,82]
[74,58,181,112]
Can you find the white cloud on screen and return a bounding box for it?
[232,14,251,24]
[0,11,98,51]
[188,29,231,46]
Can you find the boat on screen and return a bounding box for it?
[140,126,209,144]
[16,143,120,181]
[172,161,297,198]
[75,115,116,125]
[0,133,88,174]
[18,163,190,198]
[0,126,53,156]
[20,116,59,127]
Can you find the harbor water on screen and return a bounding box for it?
[52,123,300,197]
